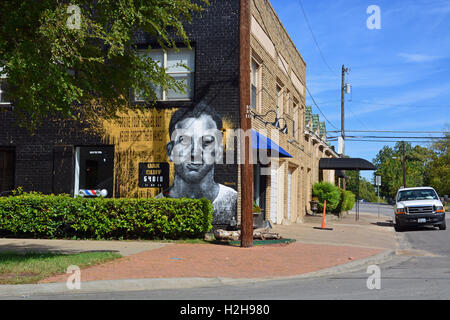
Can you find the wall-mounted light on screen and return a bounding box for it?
[247,108,289,135]
[277,118,289,135]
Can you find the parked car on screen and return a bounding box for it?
[394,187,446,231]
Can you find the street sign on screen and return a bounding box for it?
[376,175,381,186]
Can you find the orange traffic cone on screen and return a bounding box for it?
[314,200,333,231]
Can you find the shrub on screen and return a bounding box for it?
[253,201,261,213]
[0,193,213,240]
[342,190,356,211]
[335,189,356,214]
[312,182,342,213]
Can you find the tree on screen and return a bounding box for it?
[426,132,450,196]
[0,0,208,130]
[345,171,378,203]
[373,142,436,199]
[373,145,397,199]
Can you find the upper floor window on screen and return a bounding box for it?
[276,83,283,117]
[293,99,299,139]
[0,79,8,104]
[0,68,10,105]
[284,89,291,115]
[250,59,260,109]
[135,48,195,102]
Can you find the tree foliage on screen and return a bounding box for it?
[0,0,208,130]
[345,171,379,203]
[426,132,450,196]
[372,138,448,199]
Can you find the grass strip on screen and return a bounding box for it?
[0,251,122,285]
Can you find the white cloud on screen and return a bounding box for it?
[326,82,450,122]
[398,53,443,63]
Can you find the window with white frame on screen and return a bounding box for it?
[0,67,9,105]
[250,59,260,109]
[135,48,195,102]
[0,80,8,104]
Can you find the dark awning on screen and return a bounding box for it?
[319,158,376,171]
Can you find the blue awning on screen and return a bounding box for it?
[252,129,293,158]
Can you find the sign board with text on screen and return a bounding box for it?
[138,162,169,189]
[376,175,381,186]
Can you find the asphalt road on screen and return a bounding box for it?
[351,202,395,218]
[5,204,450,301]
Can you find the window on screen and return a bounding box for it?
[293,101,299,139]
[0,79,8,104]
[0,147,15,193]
[284,89,291,115]
[0,67,10,105]
[276,84,283,117]
[135,48,195,102]
[397,189,439,201]
[250,59,260,109]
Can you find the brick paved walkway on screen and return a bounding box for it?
[40,242,383,283]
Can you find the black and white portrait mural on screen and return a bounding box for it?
[156,102,238,226]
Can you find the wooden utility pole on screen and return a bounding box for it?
[239,0,253,248]
[340,65,349,156]
[341,65,349,190]
[402,141,406,188]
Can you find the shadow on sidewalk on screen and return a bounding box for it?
[371,221,394,228]
[208,238,296,247]
[0,242,120,255]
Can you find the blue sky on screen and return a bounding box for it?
[271,0,450,181]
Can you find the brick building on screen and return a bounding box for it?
[0,0,337,228]
[248,0,337,226]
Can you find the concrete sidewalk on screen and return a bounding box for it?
[0,211,398,297]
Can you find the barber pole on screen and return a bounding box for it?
[78,189,108,197]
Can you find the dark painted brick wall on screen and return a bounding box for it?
[0,0,241,195]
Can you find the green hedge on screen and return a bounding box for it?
[0,193,213,240]
[313,182,356,214]
[312,182,342,212]
[336,189,356,213]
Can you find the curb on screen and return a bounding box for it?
[0,249,396,298]
[219,249,396,285]
[0,278,223,298]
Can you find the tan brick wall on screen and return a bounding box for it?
[248,0,337,225]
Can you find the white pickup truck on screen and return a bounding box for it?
[394,187,446,231]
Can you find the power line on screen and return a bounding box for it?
[347,101,370,132]
[298,0,339,79]
[349,100,450,109]
[256,0,340,131]
[328,139,436,143]
[328,130,449,134]
[328,136,446,139]
[305,86,340,131]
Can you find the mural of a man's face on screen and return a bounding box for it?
[168,114,223,184]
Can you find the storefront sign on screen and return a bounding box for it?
[138,162,169,189]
